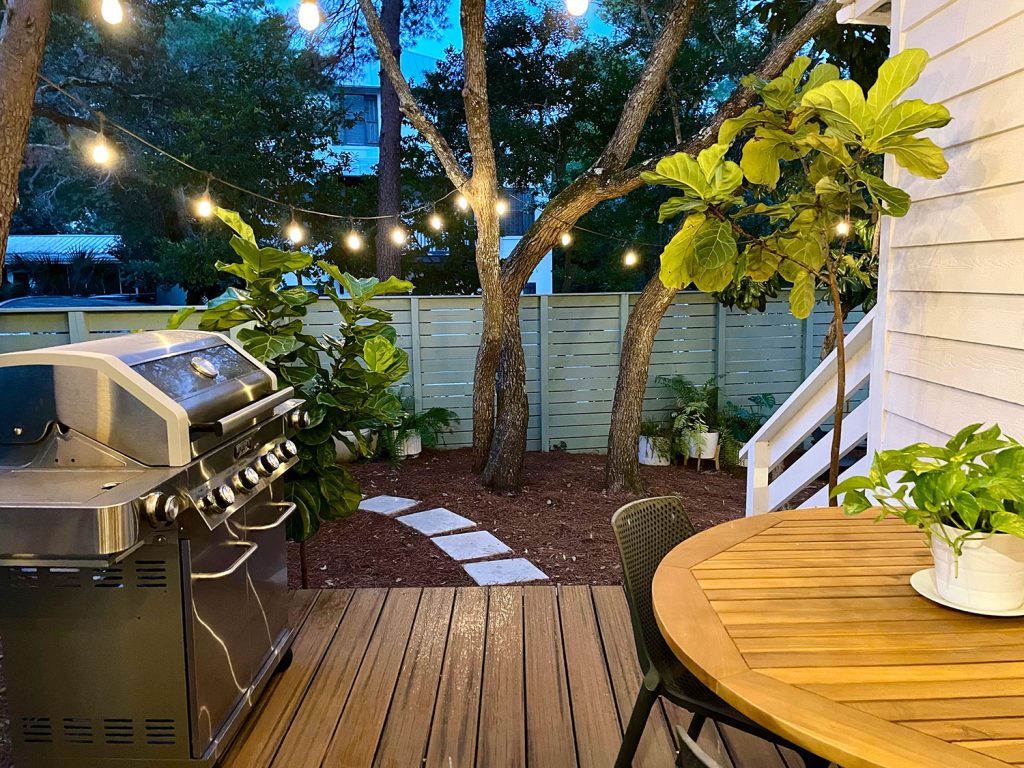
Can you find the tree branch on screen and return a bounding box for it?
[459,0,498,196]
[595,0,698,172]
[356,0,469,188]
[603,0,843,198]
[32,103,99,131]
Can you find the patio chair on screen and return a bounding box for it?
[674,726,724,768]
[611,496,831,768]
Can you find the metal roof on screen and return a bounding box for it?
[6,235,122,263]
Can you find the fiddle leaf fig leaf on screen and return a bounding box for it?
[692,218,737,270]
[658,196,708,222]
[866,48,930,117]
[718,106,779,145]
[744,243,781,281]
[861,172,912,217]
[214,206,256,245]
[801,79,869,138]
[879,134,949,179]
[868,99,951,148]
[167,306,197,330]
[803,62,840,93]
[641,152,710,198]
[781,55,812,85]
[235,328,301,362]
[789,270,817,319]
[658,213,704,290]
[741,127,800,187]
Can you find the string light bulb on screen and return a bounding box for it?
[429,213,444,231]
[344,230,363,251]
[100,0,123,24]
[560,232,573,247]
[286,212,305,245]
[835,219,851,236]
[623,249,639,267]
[90,126,113,166]
[194,177,214,218]
[298,0,320,31]
[390,226,408,246]
[495,199,509,216]
[454,193,469,212]
[566,0,589,16]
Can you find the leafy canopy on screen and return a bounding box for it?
[642,48,950,319]
[169,208,412,542]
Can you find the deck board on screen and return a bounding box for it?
[221,587,811,768]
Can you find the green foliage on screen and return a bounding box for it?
[643,49,951,320]
[655,375,719,461]
[639,418,673,458]
[834,425,1024,554]
[717,393,776,466]
[376,393,459,463]
[169,208,412,542]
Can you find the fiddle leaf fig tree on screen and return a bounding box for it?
[642,48,951,492]
[169,208,411,583]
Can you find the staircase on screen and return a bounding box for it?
[739,309,875,516]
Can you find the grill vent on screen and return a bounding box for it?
[103,718,135,745]
[20,717,53,743]
[135,560,169,589]
[92,568,125,589]
[145,718,177,745]
[62,717,94,744]
[9,568,40,588]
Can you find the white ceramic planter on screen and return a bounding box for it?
[686,431,720,460]
[395,432,422,459]
[638,436,670,466]
[334,429,377,464]
[930,523,1024,612]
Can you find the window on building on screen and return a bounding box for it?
[341,93,379,146]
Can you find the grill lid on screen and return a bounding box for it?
[0,330,278,466]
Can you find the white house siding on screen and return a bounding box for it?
[870,0,1024,451]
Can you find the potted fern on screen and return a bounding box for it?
[378,398,459,461]
[656,375,719,462]
[638,419,672,466]
[834,424,1024,613]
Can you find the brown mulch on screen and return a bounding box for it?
[287,448,746,589]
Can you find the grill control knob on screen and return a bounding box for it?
[200,484,235,514]
[232,467,260,492]
[289,409,312,430]
[142,492,182,527]
[256,451,281,476]
[275,439,299,460]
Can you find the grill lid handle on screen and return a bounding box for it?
[190,387,296,438]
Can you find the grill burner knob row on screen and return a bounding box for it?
[275,439,299,460]
[232,466,260,492]
[141,492,182,526]
[255,451,281,477]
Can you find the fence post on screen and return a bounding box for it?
[802,316,816,379]
[714,301,727,391]
[67,311,88,343]
[410,297,422,412]
[539,295,550,452]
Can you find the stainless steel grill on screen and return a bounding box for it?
[0,330,308,767]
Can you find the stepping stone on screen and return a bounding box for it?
[358,495,420,516]
[464,558,549,586]
[431,530,511,561]
[398,507,476,536]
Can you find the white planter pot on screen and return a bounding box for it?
[686,431,719,460]
[334,429,376,464]
[638,436,670,466]
[930,523,1024,612]
[395,431,422,459]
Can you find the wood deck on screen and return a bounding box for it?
[222,587,814,768]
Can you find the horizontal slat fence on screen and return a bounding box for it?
[0,292,856,452]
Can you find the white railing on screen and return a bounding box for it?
[740,308,876,516]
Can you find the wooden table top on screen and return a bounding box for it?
[652,507,1024,768]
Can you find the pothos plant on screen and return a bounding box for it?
[642,48,951,492]
[169,208,411,579]
[834,424,1024,554]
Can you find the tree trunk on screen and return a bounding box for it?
[375,0,403,280]
[606,277,677,492]
[820,304,851,360]
[826,268,846,493]
[0,0,52,270]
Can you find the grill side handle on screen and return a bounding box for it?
[190,387,295,438]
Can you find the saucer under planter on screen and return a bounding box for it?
[334,429,377,463]
[927,523,1024,612]
[911,568,1024,617]
[638,437,670,466]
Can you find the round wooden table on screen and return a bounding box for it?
[652,507,1024,768]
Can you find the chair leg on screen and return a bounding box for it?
[614,684,658,768]
[686,713,706,740]
[799,753,831,768]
